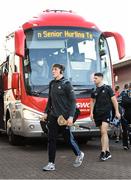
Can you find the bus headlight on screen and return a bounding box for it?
[23,109,40,120]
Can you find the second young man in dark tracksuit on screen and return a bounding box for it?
[120,83,131,149]
[91,73,120,161]
[42,64,84,171]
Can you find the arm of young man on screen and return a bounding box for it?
[65,81,76,126]
[106,85,121,120]
[90,98,96,120]
[111,96,121,119]
[90,88,96,120]
[42,82,52,121]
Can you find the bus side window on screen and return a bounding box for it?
[2,63,9,90]
[3,63,9,74]
[0,69,3,94]
[14,65,17,72]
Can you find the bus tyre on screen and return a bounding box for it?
[8,128,23,146]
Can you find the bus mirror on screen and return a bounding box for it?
[12,73,19,89]
[15,29,25,57]
[103,32,125,59]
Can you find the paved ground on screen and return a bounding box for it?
[0,133,131,179]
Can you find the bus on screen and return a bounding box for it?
[0,10,125,145]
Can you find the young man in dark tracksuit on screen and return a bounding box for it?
[90,73,120,161]
[120,83,131,149]
[42,64,84,171]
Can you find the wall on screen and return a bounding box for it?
[113,64,131,91]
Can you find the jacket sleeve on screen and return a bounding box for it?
[44,82,52,114]
[122,94,131,108]
[64,81,76,117]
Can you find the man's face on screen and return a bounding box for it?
[52,67,61,78]
[93,75,103,86]
[37,59,44,66]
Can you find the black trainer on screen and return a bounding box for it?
[115,138,119,143]
[99,151,106,161]
[105,151,112,159]
[123,146,129,150]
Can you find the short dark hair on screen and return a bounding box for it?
[115,85,120,91]
[52,64,65,73]
[124,83,128,89]
[94,72,103,77]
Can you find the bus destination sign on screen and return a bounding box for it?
[36,30,93,40]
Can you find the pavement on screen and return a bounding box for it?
[0,133,131,179]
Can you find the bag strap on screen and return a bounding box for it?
[94,84,108,98]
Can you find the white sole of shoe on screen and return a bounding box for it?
[106,155,112,160]
[43,168,55,171]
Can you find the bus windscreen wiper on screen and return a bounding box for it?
[31,91,40,96]
[31,85,49,96]
[73,85,93,92]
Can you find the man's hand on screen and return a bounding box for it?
[67,117,73,126]
[40,113,48,122]
[115,111,121,120]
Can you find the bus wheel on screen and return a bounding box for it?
[8,128,23,146]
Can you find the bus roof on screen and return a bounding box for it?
[22,10,99,31]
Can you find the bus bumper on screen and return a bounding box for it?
[13,117,112,138]
[16,119,45,137]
